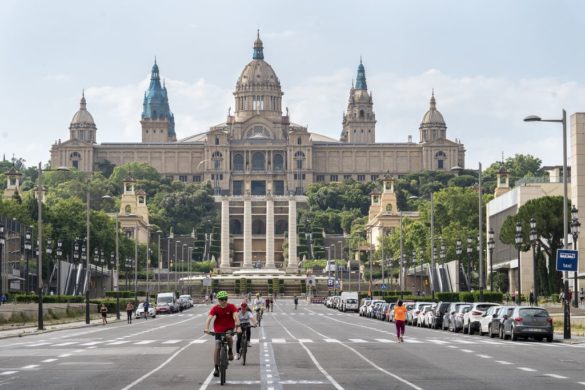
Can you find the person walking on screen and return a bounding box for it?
[143,299,150,320]
[266,297,271,313]
[126,301,134,324]
[393,300,407,342]
[580,288,584,306]
[293,295,298,310]
[100,304,108,325]
[529,289,535,306]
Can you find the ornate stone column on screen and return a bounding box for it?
[266,194,275,269]
[287,196,298,272]
[243,194,252,268]
[220,197,230,270]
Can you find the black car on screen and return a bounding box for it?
[430,302,451,329]
[488,306,515,338]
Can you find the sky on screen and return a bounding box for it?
[1,0,584,170]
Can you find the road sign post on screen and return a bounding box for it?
[556,249,579,272]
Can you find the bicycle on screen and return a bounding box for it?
[255,308,263,327]
[238,323,256,366]
[208,330,235,385]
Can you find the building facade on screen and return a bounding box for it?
[50,32,465,192]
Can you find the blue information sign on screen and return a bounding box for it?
[327,278,335,288]
[556,249,579,272]
[381,284,388,290]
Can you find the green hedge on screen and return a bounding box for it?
[105,291,138,298]
[437,292,460,302]
[12,294,86,303]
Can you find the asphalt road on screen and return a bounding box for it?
[1,301,585,389]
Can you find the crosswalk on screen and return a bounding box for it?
[13,336,563,348]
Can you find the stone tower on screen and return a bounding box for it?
[69,91,97,144]
[419,91,447,143]
[3,166,22,201]
[141,60,176,142]
[341,59,376,144]
[494,165,511,197]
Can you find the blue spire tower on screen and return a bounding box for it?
[340,58,376,144]
[141,59,176,142]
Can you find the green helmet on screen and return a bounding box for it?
[216,291,228,300]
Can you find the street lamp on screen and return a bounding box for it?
[524,109,570,339]
[529,219,538,305]
[439,238,446,269]
[456,239,462,291]
[514,222,523,305]
[0,223,4,297]
[488,229,495,292]
[24,229,32,293]
[56,239,63,296]
[571,206,581,308]
[466,236,473,290]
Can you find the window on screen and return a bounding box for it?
[230,219,242,235]
[211,174,224,180]
[359,109,365,118]
[293,174,306,180]
[330,175,338,182]
[233,154,244,171]
[251,180,266,195]
[435,151,446,170]
[179,175,187,182]
[252,219,266,234]
[385,204,393,214]
[297,137,302,145]
[357,175,365,182]
[124,205,132,214]
[273,154,284,171]
[295,151,305,170]
[252,152,265,171]
[274,180,285,195]
[215,137,220,145]
[371,175,379,181]
[275,220,288,235]
[212,151,223,170]
[343,175,352,181]
[233,180,243,196]
[192,175,202,182]
[316,175,325,182]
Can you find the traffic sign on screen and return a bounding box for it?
[556,249,579,272]
[381,284,388,290]
[327,278,335,288]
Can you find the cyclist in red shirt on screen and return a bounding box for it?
[204,291,240,377]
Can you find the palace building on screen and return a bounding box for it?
[49,32,465,272]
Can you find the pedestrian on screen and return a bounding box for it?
[511,291,516,304]
[393,300,407,342]
[126,301,134,324]
[143,300,150,320]
[210,292,214,304]
[560,288,565,306]
[0,294,6,306]
[100,304,108,325]
[580,288,584,306]
[266,297,271,312]
[271,294,275,312]
[293,295,298,310]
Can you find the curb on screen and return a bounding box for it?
[0,316,125,340]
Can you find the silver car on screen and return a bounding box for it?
[449,304,471,332]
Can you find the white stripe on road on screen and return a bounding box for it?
[476,354,492,359]
[58,354,72,358]
[453,340,475,344]
[298,339,313,343]
[544,373,567,379]
[80,341,104,346]
[107,341,130,345]
[162,340,182,344]
[403,339,422,343]
[42,359,58,363]
[518,367,537,372]
[21,365,39,369]
[26,342,51,347]
[349,339,368,343]
[461,349,474,353]
[375,339,395,343]
[53,342,79,346]
[272,338,287,344]
[324,338,340,343]
[134,340,156,345]
[0,371,18,376]
[427,339,449,345]
[496,361,513,365]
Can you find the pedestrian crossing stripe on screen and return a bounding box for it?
[162,340,182,344]
[349,338,368,343]
[135,340,156,345]
[375,339,395,343]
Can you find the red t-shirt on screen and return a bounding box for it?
[209,303,237,333]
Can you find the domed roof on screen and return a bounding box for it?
[421,92,445,125]
[70,92,96,127]
[235,31,282,94]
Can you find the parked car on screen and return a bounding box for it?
[407,302,433,326]
[366,300,385,318]
[135,302,156,318]
[430,302,452,329]
[370,301,386,319]
[376,303,390,320]
[385,303,396,322]
[442,302,471,331]
[449,304,472,332]
[156,292,178,314]
[417,305,435,327]
[463,303,499,335]
[478,305,500,336]
[359,299,372,316]
[488,306,515,338]
[179,295,193,308]
[340,292,359,312]
[500,306,553,342]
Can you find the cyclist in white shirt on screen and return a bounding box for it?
[253,294,265,315]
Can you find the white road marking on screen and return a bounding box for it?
[496,361,513,365]
[324,338,340,343]
[403,339,422,343]
[461,349,474,353]
[0,371,18,376]
[544,374,567,379]
[427,339,449,345]
[199,370,215,390]
[280,380,326,384]
[478,340,503,345]
[162,340,182,344]
[375,339,395,343]
[272,338,286,344]
[349,339,368,343]
[21,365,39,369]
[42,359,58,363]
[477,354,492,359]
[298,338,313,343]
[447,346,458,349]
[25,342,51,347]
[58,354,72,358]
[107,341,130,345]
[53,342,79,346]
[80,341,103,346]
[518,367,537,372]
[453,340,475,344]
[134,340,156,345]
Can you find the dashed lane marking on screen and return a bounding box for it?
[375,339,395,343]
[476,354,492,359]
[107,341,130,345]
[496,361,513,365]
[134,340,156,345]
[544,374,567,379]
[53,342,79,346]
[272,338,286,344]
[162,340,182,344]
[324,338,340,343]
[461,349,474,353]
[348,339,368,343]
[42,359,58,363]
[298,339,313,343]
[0,371,18,376]
[21,365,39,369]
[517,367,537,372]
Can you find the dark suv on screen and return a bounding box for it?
[430,302,451,329]
[501,306,553,342]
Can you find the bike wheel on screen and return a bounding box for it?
[241,337,247,366]
[220,346,228,385]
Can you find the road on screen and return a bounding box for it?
[0,300,585,389]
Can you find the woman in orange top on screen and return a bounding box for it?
[393,300,407,342]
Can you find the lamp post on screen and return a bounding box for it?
[456,240,462,292]
[0,224,4,297]
[488,229,495,292]
[524,109,570,339]
[175,240,181,292]
[514,222,523,305]
[45,238,53,294]
[157,230,162,293]
[529,219,538,305]
[24,229,31,293]
[466,236,472,291]
[56,239,63,296]
[571,206,580,308]
[412,250,418,295]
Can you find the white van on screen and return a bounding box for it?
[156,292,177,314]
[340,292,359,312]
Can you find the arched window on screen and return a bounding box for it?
[385,204,393,214]
[275,220,288,235]
[435,151,446,170]
[215,137,220,145]
[273,154,284,171]
[359,109,365,118]
[233,154,244,171]
[212,151,223,170]
[230,219,242,235]
[252,219,265,235]
[294,151,305,170]
[124,205,132,214]
[297,137,302,145]
[252,152,265,171]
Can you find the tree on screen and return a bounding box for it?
[483,154,544,193]
[499,196,565,296]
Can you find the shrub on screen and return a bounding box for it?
[459,292,475,302]
[437,292,459,302]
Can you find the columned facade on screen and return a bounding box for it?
[287,197,298,272]
[266,195,275,268]
[243,195,252,268]
[220,197,230,269]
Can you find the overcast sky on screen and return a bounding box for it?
[1,0,584,170]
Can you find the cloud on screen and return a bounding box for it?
[81,68,585,169]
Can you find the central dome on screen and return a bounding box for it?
[235,31,282,94]
[70,93,96,128]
